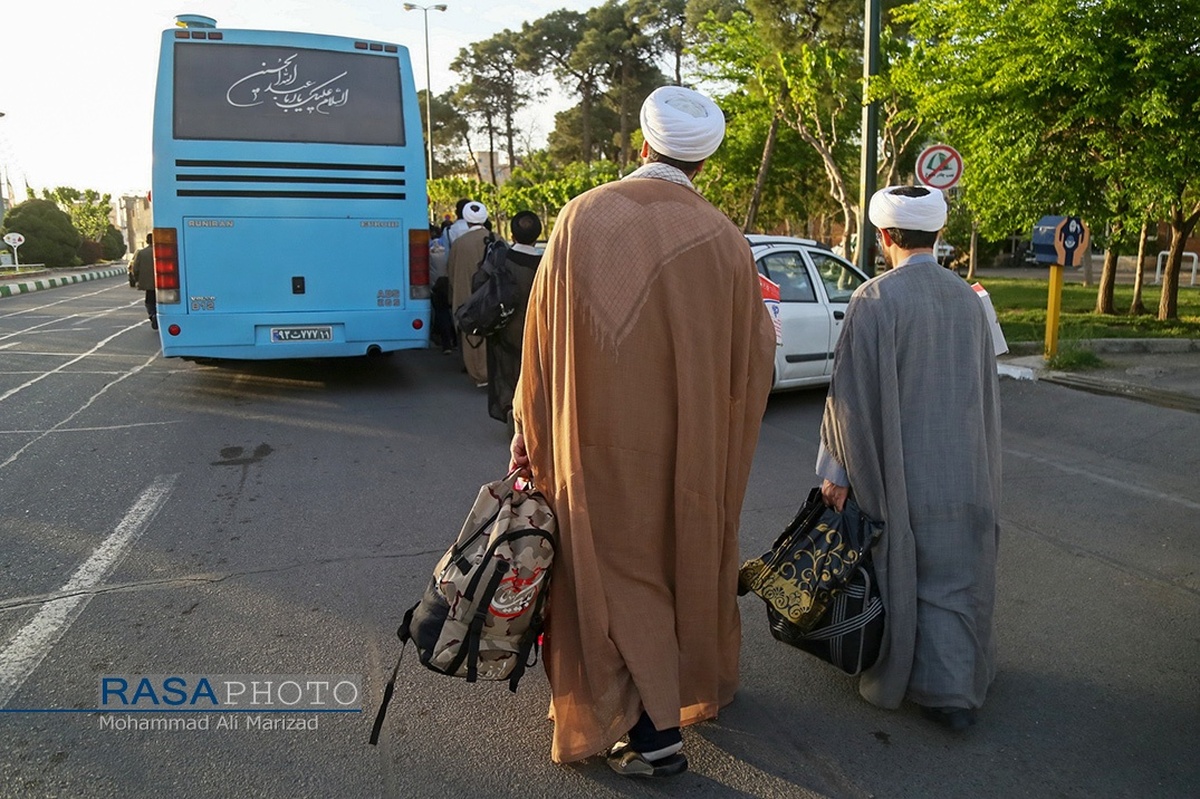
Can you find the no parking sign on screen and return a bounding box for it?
[915,144,963,190]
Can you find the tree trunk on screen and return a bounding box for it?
[505,97,516,176]
[580,84,594,167]
[966,224,979,281]
[487,115,498,187]
[463,133,483,183]
[618,62,633,169]
[1130,220,1148,315]
[1093,219,1120,313]
[1094,248,1118,314]
[786,119,854,264]
[743,111,781,233]
[1158,201,1200,320]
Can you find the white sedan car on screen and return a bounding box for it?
[748,235,869,391]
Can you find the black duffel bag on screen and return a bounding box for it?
[739,487,885,675]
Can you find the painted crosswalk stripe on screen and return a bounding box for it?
[0,475,178,708]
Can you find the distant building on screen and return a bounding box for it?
[115,194,152,256]
[472,151,512,186]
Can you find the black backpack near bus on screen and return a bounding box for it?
[454,235,519,341]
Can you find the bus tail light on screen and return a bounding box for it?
[409,228,430,300]
[153,227,181,304]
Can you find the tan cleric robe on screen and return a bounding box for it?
[447,224,490,384]
[513,169,775,763]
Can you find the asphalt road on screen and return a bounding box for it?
[0,276,1197,798]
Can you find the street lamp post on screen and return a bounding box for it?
[403,3,447,182]
[0,111,7,228]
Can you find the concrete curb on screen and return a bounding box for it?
[1006,338,1200,356]
[997,363,1037,381]
[998,347,1200,414]
[1036,371,1200,414]
[0,267,127,298]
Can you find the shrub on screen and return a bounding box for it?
[77,239,104,265]
[101,225,127,260]
[1046,346,1104,371]
[0,199,81,267]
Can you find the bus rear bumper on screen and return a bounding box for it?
[156,311,430,360]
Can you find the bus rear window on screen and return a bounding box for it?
[173,42,405,146]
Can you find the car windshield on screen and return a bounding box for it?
[810,252,864,302]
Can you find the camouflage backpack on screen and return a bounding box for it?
[370,470,556,744]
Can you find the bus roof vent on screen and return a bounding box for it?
[175,14,217,29]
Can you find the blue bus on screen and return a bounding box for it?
[151,15,430,359]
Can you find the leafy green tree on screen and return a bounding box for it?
[520,9,610,165]
[41,186,113,244]
[452,51,504,185]
[1,199,81,267]
[694,3,876,244]
[501,159,621,235]
[580,1,665,169]
[547,104,622,165]
[891,0,1200,320]
[629,0,690,85]
[693,90,825,233]
[420,89,472,177]
[427,177,499,228]
[452,29,542,182]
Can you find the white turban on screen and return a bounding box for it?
[869,185,947,232]
[463,201,488,225]
[640,86,725,162]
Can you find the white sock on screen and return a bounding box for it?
[640,740,683,761]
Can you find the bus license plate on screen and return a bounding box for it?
[270,326,333,342]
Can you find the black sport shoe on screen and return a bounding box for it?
[150,317,158,330]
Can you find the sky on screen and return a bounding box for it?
[1,1,604,202]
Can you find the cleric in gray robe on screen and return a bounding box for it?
[816,185,1002,730]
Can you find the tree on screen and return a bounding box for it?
[1,199,81,267]
[585,1,665,169]
[42,187,113,244]
[695,3,876,250]
[692,90,825,233]
[891,0,1200,320]
[419,89,471,177]
[519,10,609,165]
[546,104,622,165]
[452,48,505,185]
[101,224,127,261]
[452,30,542,181]
[629,0,690,85]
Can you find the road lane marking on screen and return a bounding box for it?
[0,283,128,320]
[0,299,141,343]
[1006,448,1200,512]
[0,322,148,406]
[0,421,183,436]
[0,351,158,471]
[0,474,178,708]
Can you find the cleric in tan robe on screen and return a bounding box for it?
[510,86,775,776]
[447,200,490,386]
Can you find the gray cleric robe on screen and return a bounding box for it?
[818,254,1002,710]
